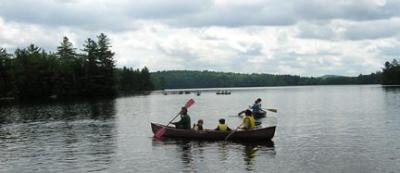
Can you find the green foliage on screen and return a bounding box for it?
[151,70,382,89]
[55,36,80,97]
[0,33,154,100]
[13,45,58,99]
[115,66,154,93]
[0,48,13,97]
[382,59,400,85]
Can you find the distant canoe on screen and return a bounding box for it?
[216,90,231,95]
[151,123,275,141]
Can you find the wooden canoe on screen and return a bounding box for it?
[151,123,276,141]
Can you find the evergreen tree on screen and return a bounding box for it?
[13,44,58,99]
[0,48,13,97]
[82,38,100,96]
[140,66,154,90]
[382,59,400,85]
[56,36,79,96]
[97,33,116,95]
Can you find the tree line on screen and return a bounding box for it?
[0,33,153,100]
[382,59,400,85]
[151,70,383,89]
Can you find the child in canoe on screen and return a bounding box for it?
[193,119,204,131]
[215,118,231,132]
[241,110,256,130]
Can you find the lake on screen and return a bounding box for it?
[1,85,399,173]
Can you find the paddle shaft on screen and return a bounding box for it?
[166,98,195,126]
[154,99,195,138]
[238,108,277,116]
[165,112,182,126]
[224,123,244,141]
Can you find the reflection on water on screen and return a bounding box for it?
[0,99,116,124]
[152,138,276,172]
[382,85,400,93]
[241,140,275,171]
[0,99,117,173]
[1,85,400,172]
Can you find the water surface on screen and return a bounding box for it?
[1,85,399,172]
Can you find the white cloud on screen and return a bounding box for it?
[1,0,400,76]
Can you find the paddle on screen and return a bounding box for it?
[237,108,277,116]
[224,122,244,141]
[154,99,195,139]
[265,108,277,113]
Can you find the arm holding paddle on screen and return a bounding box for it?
[154,99,195,138]
[171,108,191,129]
[226,110,255,140]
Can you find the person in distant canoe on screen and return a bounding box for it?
[193,119,204,131]
[215,118,231,132]
[172,107,191,129]
[241,110,256,130]
[251,98,266,117]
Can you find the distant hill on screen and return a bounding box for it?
[150,70,381,89]
[319,75,346,79]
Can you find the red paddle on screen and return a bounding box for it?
[154,99,195,138]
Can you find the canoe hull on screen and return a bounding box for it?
[151,123,275,141]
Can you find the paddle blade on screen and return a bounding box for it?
[267,109,277,113]
[154,127,166,138]
[184,99,195,108]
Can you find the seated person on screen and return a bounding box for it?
[241,110,256,130]
[215,118,231,132]
[251,98,266,117]
[193,119,204,131]
[172,107,191,129]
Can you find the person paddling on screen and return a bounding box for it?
[251,98,266,117]
[172,107,191,129]
[241,110,256,130]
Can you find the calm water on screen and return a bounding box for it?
[1,85,399,173]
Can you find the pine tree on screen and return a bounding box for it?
[56,36,78,96]
[0,48,13,97]
[96,33,116,95]
[141,66,154,90]
[13,44,57,99]
[82,38,100,96]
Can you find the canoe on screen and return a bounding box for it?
[151,123,276,141]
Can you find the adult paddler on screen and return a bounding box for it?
[172,107,191,129]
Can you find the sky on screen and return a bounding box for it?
[1,0,400,76]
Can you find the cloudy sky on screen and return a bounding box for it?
[1,0,399,76]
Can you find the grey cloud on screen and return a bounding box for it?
[379,45,400,57]
[297,18,400,40]
[296,22,336,40]
[343,19,400,40]
[2,0,400,30]
[294,0,400,21]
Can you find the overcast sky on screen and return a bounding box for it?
[1,0,399,76]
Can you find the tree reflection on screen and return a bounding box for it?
[382,86,400,93]
[239,140,276,171]
[0,98,116,124]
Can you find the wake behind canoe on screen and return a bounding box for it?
[151,123,275,141]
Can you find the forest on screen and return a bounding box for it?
[151,70,383,89]
[151,58,400,90]
[0,34,154,100]
[1,33,398,99]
